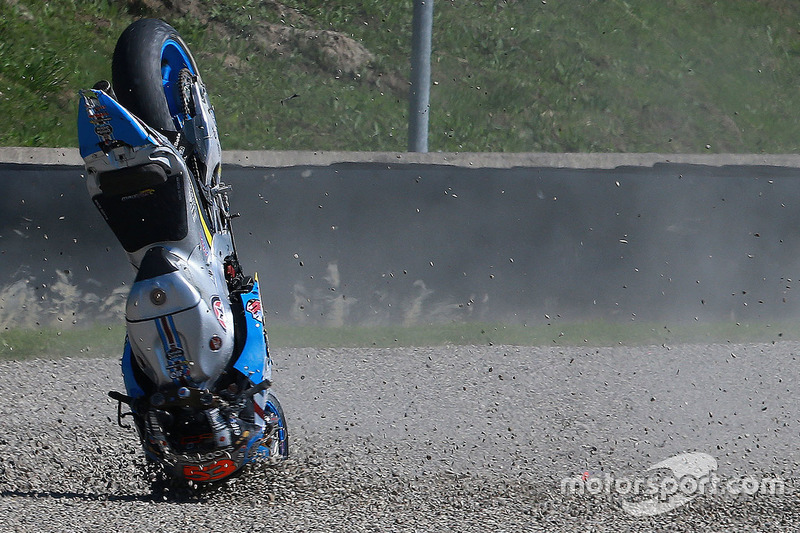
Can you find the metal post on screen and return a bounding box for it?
[408,0,433,153]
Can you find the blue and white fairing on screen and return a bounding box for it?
[121,275,273,432]
[78,87,238,391]
[78,88,231,265]
[121,276,273,395]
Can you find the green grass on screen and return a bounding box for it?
[3,0,800,152]
[267,321,799,348]
[2,321,797,360]
[0,323,125,360]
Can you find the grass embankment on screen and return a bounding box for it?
[1,321,796,361]
[2,1,800,152]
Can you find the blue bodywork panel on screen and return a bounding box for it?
[121,338,146,399]
[233,277,271,386]
[77,89,159,159]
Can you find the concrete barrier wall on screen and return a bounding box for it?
[3,149,800,327]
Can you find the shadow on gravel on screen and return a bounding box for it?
[0,488,159,503]
[0,485,239,504]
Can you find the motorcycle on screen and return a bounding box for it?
[77,18,288,484]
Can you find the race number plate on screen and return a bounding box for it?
[182,458,236,482]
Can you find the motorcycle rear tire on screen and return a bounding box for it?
[112,18,199,133]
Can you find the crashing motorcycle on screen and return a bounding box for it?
[77,19,288,484]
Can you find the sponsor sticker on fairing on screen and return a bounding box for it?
[246,297,263,323]
[211,295,227,331]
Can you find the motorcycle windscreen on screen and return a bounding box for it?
[92,172,188,253]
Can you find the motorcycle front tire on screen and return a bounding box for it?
[265,391,290,459]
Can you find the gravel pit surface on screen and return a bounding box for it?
[0,343,798,532]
